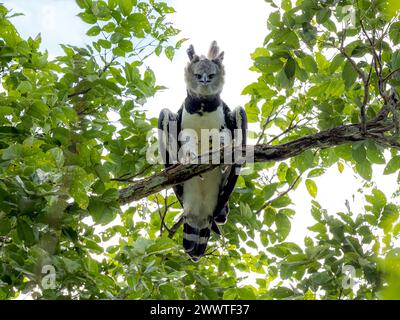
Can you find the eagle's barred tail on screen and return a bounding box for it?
[183,223,210,261]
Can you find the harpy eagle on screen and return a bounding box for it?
[158,41,247,261]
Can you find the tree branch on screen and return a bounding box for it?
[118,119,395,205]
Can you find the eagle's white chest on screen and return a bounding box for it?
[181,105,226,225]
[181,105,225,133]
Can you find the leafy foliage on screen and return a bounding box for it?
[0,0,400,300]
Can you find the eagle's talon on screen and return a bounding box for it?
[181,150,197,164]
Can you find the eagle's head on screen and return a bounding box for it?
[184,41,225,98]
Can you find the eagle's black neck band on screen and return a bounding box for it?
[184,93,221,115]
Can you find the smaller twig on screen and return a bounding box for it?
[159,191,177,235]
[111,164,153,182]
[67,56,116,99]
[67,88,91,98]
[203,246,221,258]
[257,104,286,144]
[101,55,117,74]
[383,67,400,84]
[367,133,400,150]
[374,88,400,122]
[256,172,303,215]
[339,48,367,83]
[360,59,374,134]
[266,118,309,145]
[360,19,382,73]
[168,215,184,238]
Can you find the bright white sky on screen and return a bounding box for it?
[4,0,400,246]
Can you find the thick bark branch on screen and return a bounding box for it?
[118,119,395,205]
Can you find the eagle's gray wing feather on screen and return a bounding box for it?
[158,107,184,205]
[212,104,247,226]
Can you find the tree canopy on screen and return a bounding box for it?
[1,0,400,300]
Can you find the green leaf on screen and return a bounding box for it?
[277,69,291,89]
[281,0,292,11]
[244,102,259,123]
[310,271,332,285]
[53,127,71,146]
[308,168,325,178]
[264,207,276,226]
[98,39,111,49]
[263,183,277,200]
[338,162,344,173]
[366,142,385,164]
[102,188,119,202]
[391,51,400,70]
[86,25,101,36]
[84,238,104,254]
[165,46,174,61]
[240,202,253,219]
[2,144,23,160]
[270,287,293,299]
[68,167,91,209]
[17,81,32,94]
[389,22,400,45]
[89,198,117,225]
[127,13,150,37]
[384,156,400,175]
[366,188,387,209]
[48,147,64,167]
[118,39,133,52]
[316,8,331,24]
[254,57,284,73]
[27,101,49,120]
[276,213,291,241]
[356,160,372,181]
[283,30,300,49]
[277,162,289,182]
[146,238,176,254]
[302,55,318,73]
[237,286,256,300]
[17,219,36,246]
[78,12,97,24]
[0,217,11,236]
[342,61,357,89]
[223,288,237,300]
[351,44,369,57]
[118,0,133,16]
[103,22,116,33]
[330,54,345,73]
[284,57,296,79]
[308,222,327,234]
[305,179,317,198]
[352,143,366,164]
[70,179,89,209]
[260,231,269,246]
[293,150,314,172]
[268,11,281,28]
[271,195,291,208]
[285,167,298,185]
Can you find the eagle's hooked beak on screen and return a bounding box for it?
[199,73,213,85]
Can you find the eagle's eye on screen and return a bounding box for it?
[208,74,216,79]
[194,74,202,80]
